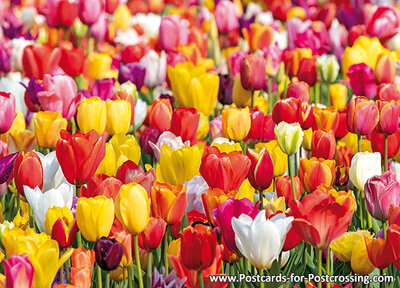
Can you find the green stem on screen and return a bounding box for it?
[326,247,331,288]
[128,264,134,288]
[357,188,364,229]
[134,235,144,288]
[384,134,388,172]
[229,264,234,288]
[283,77,288,99]
[70,118,77,134]
[76,185,81,198]
[383,221,387,240]
[163,232,169,275]
[251,90,254,110]
[259,190,263,210]
[288,155,297,200]
[259,269,264,288]
[64,251,70,283]
[294,152,298,176]
[76,231,82,248]
[147,252,152,288]
[97,264,102,288]
[105,272,110,288]
[60,265,64,284]
[358,134,362,153]
[314,85,319,104]
[198,270,204,288]
[16,193,20,215]
[29,206,34,229]
[239,258,247,288]
[317,249,322,288]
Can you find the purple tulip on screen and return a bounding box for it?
[94,237,124,271]
[365,169,400,222]
[140,127,163,155]
[0,46,10,73]
[152,267,186,288]
[238,15,255,37]
[0,153,18,184]
[21,77,43,112]
[218,74,233,105]
[213,196,259,255]
[118,63,146,90]
[159,94,175,107]
[92,78,115,101]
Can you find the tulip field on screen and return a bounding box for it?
[3,0,400,288]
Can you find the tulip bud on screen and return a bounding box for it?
[118,63,146,89]
[45,206,78,248]
[240,54,266,91]
[274,122,304,155]
[4,254,34,288]
[94,237,124,271]
[349,152,382,192]
[246,148,274,191]
[138,217,166,252]
[14,151,43,199]
[347,96,379,136]
[286,81,310,102]
[77,97,107,135]
[0,92,16,134]
[159,15,189,52]
[106,99,132,135]
[276,175,302,202]
[170,107,200,143]
[33,111,68,148]
[221,107,251,141]
[299,158,335,193]
[297,57,317,87]
[377,83,400,101]
[347,63,376,99]
[374,54,396,84]
[317,54,339,83]
[311,129,336,160]
[364,169,400,222]
[218,74,234,105]
[329,83,347,110]
[139,128,163,155]
[376,100,400,135]
[149,98,172,132]
[215,0,239,33]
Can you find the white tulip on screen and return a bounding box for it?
[140,50,167,88]
[24,183,74,233]
[149,131,190,162]
[232,210,293,270]
[134,98,147,130]
[391,161,400,185]
[349,152,382,192]
[184,176,209,213]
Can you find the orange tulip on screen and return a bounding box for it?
[315,185,356,212]
[364,236,392,270]
[374,54,396,84]
[299,157,335,193]
[70,247,95,288]
[311,129,336,160]
[243,23,274,52]
[149,98,172,131]
[312,106,339,133]
[201,188,237,226]
[150,182,187,225]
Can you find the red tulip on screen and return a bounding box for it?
[334,109,349,139]
[289,190,354,249]
[336,146,353,167]
[365,236,392,270]
[170,210,207,240]
[115,160,156,195]
[262,114,276,141]
[377,83,400,101]
[245,110,264,142]
[315,3,337,28]
[80,174,122,200]
[58,0,78,27]
[348,25,367,46]
[170,107,200,143]
[311,129,336,160]
[121,43,149,64]
[367,129,400,159]
[56,130,106,186]
[275,175,302,202]
[60,45,85,77]
[283,224,302,251]
[138,217,166,251]
[149,98,172,131]
[246,148,274,191]
[376,100,400,135]
[105,0,119,14]
[22,44,61,80]
[347,63,376,99]
[200,146,250,191]
[286,80,310,102]
[50,215,79,249]
[180,225,217,271]
[14,151,43,199]
[240,54,266,91]
[347,96,379,136]
[297,58,317,87]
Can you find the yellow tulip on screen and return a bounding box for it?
[115,183,150,235]
[196,113,209,140]
[221,107,251,141]
[330,230,374,275]
[232,74,251,107]
[77,97,107,135]
[158,143,204,185]
[256,140,287,177]
[1,112,25,143]
[88,53,113,80]
[97,134,141,176]
[114,5,131,30]
[338,133,373,154]
[213,142,242,153]
[44,206,75,236]
[3,227,72,288]
[254,96,269,115]
[167,61,219,116]
[76,196,114,242]
[12,211,29,230]
[302,128,313,151]
[106,99,132,135]
[287,7,306,20]
[237,178,255,200]
[33,111,68,148]
[274,122,304,155]
[329,83,348,110]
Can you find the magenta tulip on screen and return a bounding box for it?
[79,0,102,26]
[0,92,16,134]
[347,63,377,99]
[213,196,259,255]
[3,254,34,288]
[365,169,400,222]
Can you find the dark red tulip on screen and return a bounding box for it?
[94,237,124,271]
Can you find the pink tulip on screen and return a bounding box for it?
[79,0,103,26]
[0,92,16,134]
[366,6,399,42]
[215,0,239,33]
[209,115,223,141]
[90,12,107,41]
[43,0,62,28]
[4,254,34,288]
[365,169,400,222]
[37,74,78,120]
[347,63,377,99]
[158,15,189,52]
[228,50,248,76]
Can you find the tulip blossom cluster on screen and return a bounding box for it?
[1,0,400,288]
